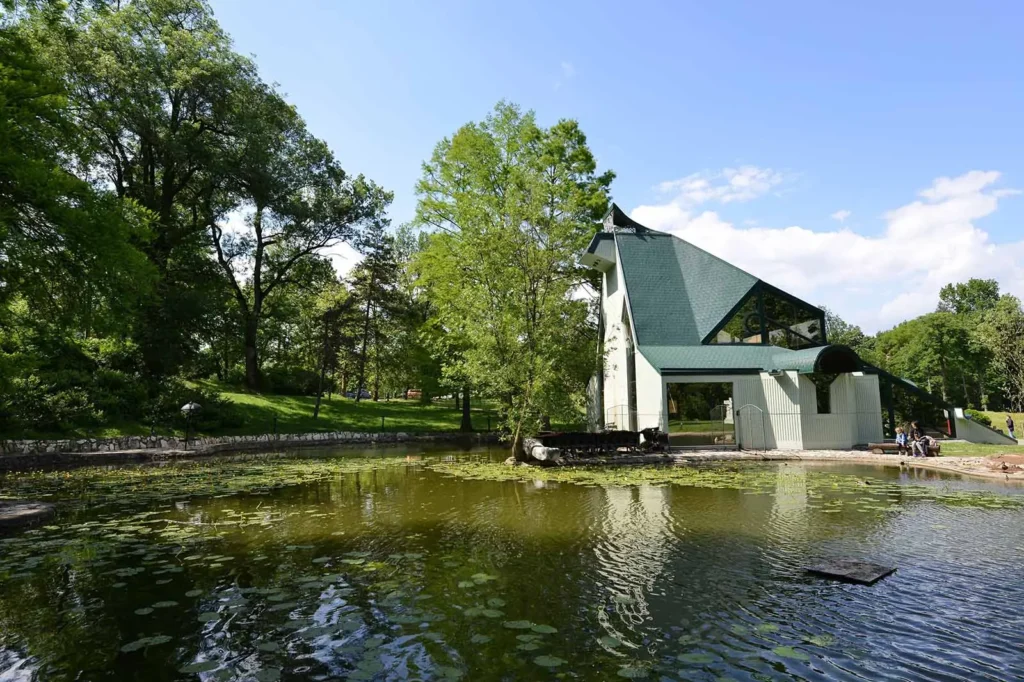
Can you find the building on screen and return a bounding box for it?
[583,204,888,450]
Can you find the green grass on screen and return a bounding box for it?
[978,411,1022,435]
[209,384,497,437]
[6,382,500,440]
[667,419,735,434]
[940,441,1024,458]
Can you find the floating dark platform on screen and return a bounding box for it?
[806,560,896,585]
[0,500,55,532]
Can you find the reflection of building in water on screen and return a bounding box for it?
[769,464,810,551]
[594,485,674,627]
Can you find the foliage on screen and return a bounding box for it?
[964,409,992,427]
[938,279,1000,315]
[414,102,613,449]
[976,295,1024,411]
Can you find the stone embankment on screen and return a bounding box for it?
[0,430,499,470]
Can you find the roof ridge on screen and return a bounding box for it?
[612,206,763,283]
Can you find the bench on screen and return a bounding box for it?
[868,441,941,456]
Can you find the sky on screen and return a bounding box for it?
[209,0,1024,334]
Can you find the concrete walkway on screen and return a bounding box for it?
[666,448,1024,483]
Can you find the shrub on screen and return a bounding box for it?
[965,409,992,427]
[143,379,245,432]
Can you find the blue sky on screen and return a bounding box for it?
[210,0,1024,332]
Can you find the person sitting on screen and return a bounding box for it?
[910,421,927,457]
[894,426,909,455]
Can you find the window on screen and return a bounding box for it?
[708,284,825,350]
[762,289,824,350]
[709,295,763,344]
[810,374,838,414]
[623,311,637,431]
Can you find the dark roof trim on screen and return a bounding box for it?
[603,203,655,233]
[662,368,762,376]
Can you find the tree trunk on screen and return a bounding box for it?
[243,316,260,390]
[355,298,373,403]
[455,391,460,411]
[313,360,327,420]
[460,385,472,432]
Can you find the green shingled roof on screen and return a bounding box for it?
[638,344,859,374]
[587,203,866,375]
[614,230,757,346]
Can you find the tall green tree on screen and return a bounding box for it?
[977,295,1024,412]
[0,14,152,329]
[414,102,613,452]
[207,82,389,389]
[348,219,405,403]
[938,278,1000,315]
[38,0,257,378]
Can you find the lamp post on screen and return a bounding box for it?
[181,402,201,450]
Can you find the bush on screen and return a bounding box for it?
[143,379,245,432]
[965,409,992,427]
[262,365,326,396]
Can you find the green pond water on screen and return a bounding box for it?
[2,445,1024,681]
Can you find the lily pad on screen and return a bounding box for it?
[185,589,203,598]
[617,665,650,679]
[179,661,220,673]
[772,646,810,661]
[152,600,178,609]
[257,641,281,652]
[533,655,566,668]
[517,642,541,651]
[120,635,172,652]
[470,634,492,644]
[598,635,622,648]
[503,620,534,629]
[134,607,154,616]
[803,634,835,647]
[486,598,506,608]
[755,623,779,635]
[457,580,476,589]
[481,609,504,618]
[677,652,716,664]
[197,612,219,623]
[531,624,558,634]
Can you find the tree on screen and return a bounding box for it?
[208,83,389,389]
[938,278,1000,315]
[414,102,614,453]
[0,16,152,329]
[821,306,867,351]
[37,0,259,379]
[978,295,1024,412]
[348,219,405,402]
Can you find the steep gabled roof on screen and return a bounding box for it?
[586,203,862,374]
[609,212,758,347]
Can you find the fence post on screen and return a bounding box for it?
[381,415,385,432]
[273,415,278,440]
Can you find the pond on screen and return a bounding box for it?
[1,445,1023,681]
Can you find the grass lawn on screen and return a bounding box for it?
[6,382,500,440]
[667,419,734,434]
[209,384,497,437]
[940,441,1024,458]
[979,411,1022,435]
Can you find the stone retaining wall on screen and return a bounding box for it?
[0,430,502,470]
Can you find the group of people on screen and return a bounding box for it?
[894,421,934,457]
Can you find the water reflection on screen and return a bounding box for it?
[1,451,1023,681]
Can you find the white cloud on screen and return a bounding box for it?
[831,209,851,223]
[631,170,1024,333]
[655,165,785,206]
[560,61,576,79]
